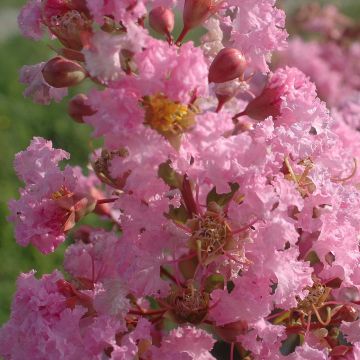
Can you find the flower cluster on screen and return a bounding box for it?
[2,0,360,359]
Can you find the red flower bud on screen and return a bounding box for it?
[177,0,220,44]
[42,56,87,88]
[208,48,247,83]
[242,85,283,121]
[234,80,285,122]
[68,93,95,122]
[149,7,175,39]
[183,0,214,30]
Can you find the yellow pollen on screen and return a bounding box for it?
[51,185,71,200]
[143,94,196,137]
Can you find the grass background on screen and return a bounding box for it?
[0,0,359,325]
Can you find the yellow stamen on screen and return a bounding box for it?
[51,185,71,200]
[142,94,197,148]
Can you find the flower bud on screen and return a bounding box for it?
[68,94,95,123]
[177,0,219,44]
[183,0,214,30]
[149,7,175,38]
[209,48,247,84]
[240,84,284,121]
[42,56,86,88]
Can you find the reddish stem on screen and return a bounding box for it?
[181,175,199,217]
[232,217,258,235]
[160,266,184,287]
[96,198,118,205]
[232,111,246,120]
[129,308,167,316]
[230,342,235,360]
[176,27,190,45]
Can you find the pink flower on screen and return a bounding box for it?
[0,271,128,360]
[8,138,95,254]
[0,271,87,360]
[132,39,208,103]
[225,0,288,73]
[64,229,122,282]
[240,67,320,125]
[287,343,328,359]
[82,24,148,84]
[86,0,147,25]
[150,326,216,360]
[18,0,43,40]
[19,63,68,105]
[110,318,152,359]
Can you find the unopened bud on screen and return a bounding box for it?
[240,84,284,121]
[183,0,214,30]
[149,7,175,38]
[42,56,87,88]
[177,0,219,44]
[68,94,95,123]
[209,48,247,83]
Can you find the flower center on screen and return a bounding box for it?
[93,148,129,189]
[189,213,230,262]
[49,10,91,49]
[284,157,316,197]
[296,283,331,313]
[167,284,209,324]
[51,185,72,200]
[142,94,196,146]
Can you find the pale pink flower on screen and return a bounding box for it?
[226,0,288,73]
[83,24,148,84]
[18,0,43,40]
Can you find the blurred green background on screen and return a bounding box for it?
[1,0,360,325]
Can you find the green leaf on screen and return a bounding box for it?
[305,250,320,266]
[165,204,190,224]
[280,334,301,355]
[204,274,225,293]
[158,161,183,189]
[206,183,240,208]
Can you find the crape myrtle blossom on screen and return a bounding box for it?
[277,3,360,107]
[8,137,100,254]
[4,0,360,359]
